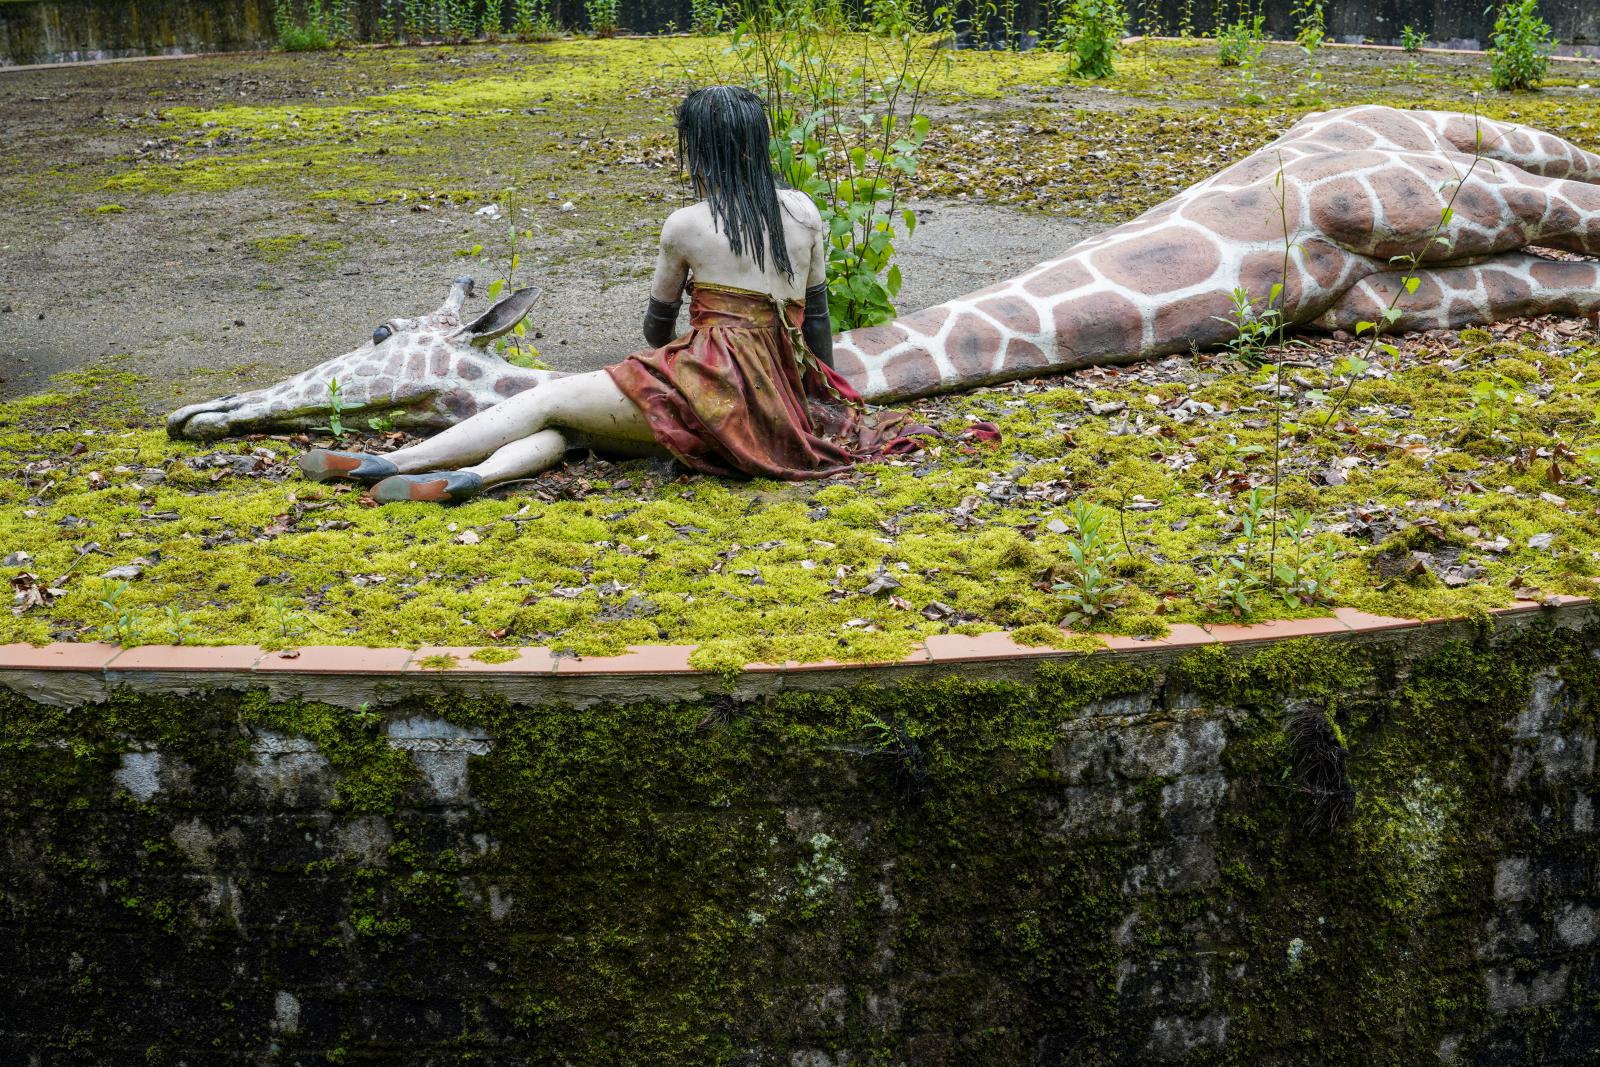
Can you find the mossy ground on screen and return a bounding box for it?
[5,315,1600,666]
[3,37,1599,663]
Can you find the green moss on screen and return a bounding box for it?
[469,647,519,664]
[7,333,1600,660]
[93,203,126,214]
[415,653,461,671]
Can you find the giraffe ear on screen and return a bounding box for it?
[460,287,542,346]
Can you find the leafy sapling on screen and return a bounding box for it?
[1203,488,1273,617]
[1274,510,1339,606]
[97,579,146,646]
[1056,0,1128,80]
[165,605,196,645]
[267,595,307,642]
[1053,500,1124,625]
[1489,0,1555,91]
[325,377,346,439]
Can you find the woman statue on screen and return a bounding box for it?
[297,85,929,503]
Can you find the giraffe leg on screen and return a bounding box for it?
[1313,252,1600,333]
[1428,112,1600,185]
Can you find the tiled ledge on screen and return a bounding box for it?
[0,598,1590,690]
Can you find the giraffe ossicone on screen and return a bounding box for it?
[168,105,1600,441]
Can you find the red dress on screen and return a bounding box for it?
[606,283,934,479]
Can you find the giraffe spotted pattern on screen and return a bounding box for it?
[169,106,1600,440]
[835,105,1600,402]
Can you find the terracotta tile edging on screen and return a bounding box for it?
[0,598,1592,682]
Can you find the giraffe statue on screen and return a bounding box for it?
[166,279,558,439]
[168,105,1600,440]
[831,104,1600,399]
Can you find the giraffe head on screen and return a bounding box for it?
[167,277,552,439]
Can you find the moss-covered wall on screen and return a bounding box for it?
[0,0,274,65]
[4,0,1599,66]
[3,623,1598,1064]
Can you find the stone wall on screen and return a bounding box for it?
[1137,0,1599,49]
[2,612,1598,1063]
[4,0,1599,67]
[0,0,275,66]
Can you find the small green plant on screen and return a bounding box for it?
[1292,0,1324,100]
[511,0,537,38]
[586,0,619,37]
[97,580,146,646]
[1274,511,1339,606]
[325,378,346,439]
[1489,0,1555,91]
[365,413,396,432]
[1214,285,1282,365]
[1217,14,1266,68]
[267,596,307,642]
[1400,24,1427,51]
[1052,500,1124,625]
[400,0,433,41]
[1463,375,1525,438]
[1293,0,1324,54]
[1055,0,1127,79]
[272,0,350,50]
[480,0,506,40]
[860,710,929,798]
[1203,487,1272,617]
[352,701,382,730]
[164,605,196,645]
[474,192,545,368]
[690,0,724,35]
[445,0,477,41]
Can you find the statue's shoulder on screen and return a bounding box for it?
[778,188,822,228]
[661,200,712,241]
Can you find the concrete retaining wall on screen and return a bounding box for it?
[3,0,1597,67]
[2,603,1598,1063]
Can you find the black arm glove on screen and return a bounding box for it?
[801,283,834,369]
[643,296,682,348]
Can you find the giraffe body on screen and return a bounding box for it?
[831,105,1600,401]
[169,106,1600,441]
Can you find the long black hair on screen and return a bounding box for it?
[676,85,795,279]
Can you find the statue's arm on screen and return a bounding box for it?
[800,215,833,368]
[644,218,689,347]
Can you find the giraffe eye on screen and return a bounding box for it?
[372,324,394,345]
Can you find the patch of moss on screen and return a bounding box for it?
[469,647,519,664]
[415,653,460,671]
[6,330,1600,660]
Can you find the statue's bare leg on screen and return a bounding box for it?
[299,369,658,501]
[380,369,653,473]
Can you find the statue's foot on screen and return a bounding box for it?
[298,449,400,485]
[369,471,486,505]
